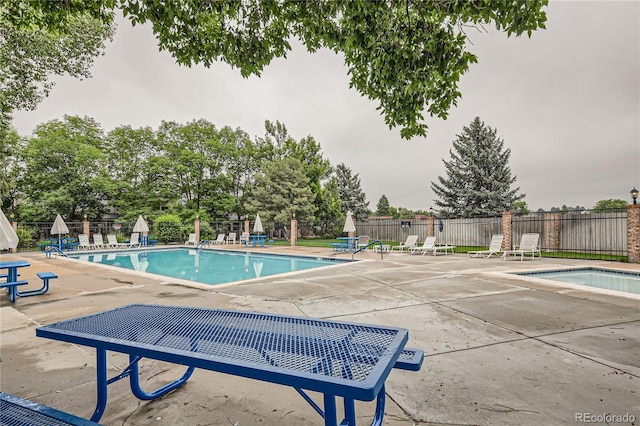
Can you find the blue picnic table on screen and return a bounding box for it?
[36,304,423,425]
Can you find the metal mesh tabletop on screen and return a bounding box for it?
[36,304,408,400]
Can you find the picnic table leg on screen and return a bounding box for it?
[128,354,195,400]
[91,348,109,422]
[323,393,338,426]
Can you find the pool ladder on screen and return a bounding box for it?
[195,240,210,250]
[44,247,67,258]
[352,240,385,260]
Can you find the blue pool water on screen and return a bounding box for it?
[68,249,347,286]
[517,268,640,295]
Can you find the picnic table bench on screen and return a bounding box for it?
[36,304,423,425]
[0,392,100,425]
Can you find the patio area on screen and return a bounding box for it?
[1,246,638,425]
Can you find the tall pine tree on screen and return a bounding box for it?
[431,117,524,218]
[335,163,370,220]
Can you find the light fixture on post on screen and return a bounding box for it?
[631,187,638,205]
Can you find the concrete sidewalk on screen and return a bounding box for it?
[1,247,638,425]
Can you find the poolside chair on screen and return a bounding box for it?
[226,232,237,244]
[92,234,106,250]
[107,234,126,249]
[239,232,250,245]
[78,234,93,250]
[469,234,504,258]
[356,235,370,251]
[123,232,141,249]
[392,235,419,253]
[211,233,225,245]
[503,233,541,261]
[185,233,197,245]
[410,236,436,254]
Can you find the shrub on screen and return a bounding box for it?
[16,226,37,249]
[153,214,183,244]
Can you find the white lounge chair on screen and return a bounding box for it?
[185,233,197,245]
[211,233,225,245]
[78,234,94,250]
[469,234,504,258]
[226,232,236,244]
[410,236,436,254]
[356,235,370,251]
[503,233,541,261]
[123,233,141,249]
[92,234,106,250]
[239,232,250,245]
[393,235,419,253]
[107,234,126,249]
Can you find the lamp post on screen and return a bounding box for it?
[632,187,638,205]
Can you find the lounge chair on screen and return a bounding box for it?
[107,234,126,249]
[210,233,225,245]
[123,232,141,249]
[392,235,419,253]
[185,233,197,245]
[239,232,250,245]
[226,232,237,244]
[503,233,541,261]
[78,234,94,250]
[469,234,504,258]
[410,236,436,254]
[356,235,370,251]
[92,234,106,250]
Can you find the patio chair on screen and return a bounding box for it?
[356,235,370,251]
[503,233,541,261]
[211,233,225,245]
[185,233,197,245]
[226,232,237,244]
[78,234,94,250]
[107,234,126,249]
[92,234,106,250]
[410,236,436,254]
[239,232,250,245]
[469,234,504,258]
[123,232,141,249]
[392,235,419,253]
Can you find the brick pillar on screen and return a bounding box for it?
[82,216,90,235]
[244,219,250,234]
[10,214,17,253]
[628,205,640,263]
[544,212,561,252]
[291,218,298,246]
[427,216,435,237]
[195,216,200,242]
[502,211,513,251]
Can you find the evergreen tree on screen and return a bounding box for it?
[335,163,369,220]
[376,195,390,216]
[431,117,524,217]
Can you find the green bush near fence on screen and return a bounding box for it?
[153,214,183,243]
[16,226,37,249]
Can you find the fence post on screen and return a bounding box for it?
[82,215,90,236]
[628,205,640,263]
[544,212,561,252]
[502,211,513,251]
[291,217,298,246]
[195,216,200,243]
[427,216,435,237]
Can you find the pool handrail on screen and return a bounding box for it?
[353,240,385,260]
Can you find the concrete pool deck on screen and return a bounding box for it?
[1,246,639,425]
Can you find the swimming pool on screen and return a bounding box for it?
[516,268,640,295]
[68,249,349,286]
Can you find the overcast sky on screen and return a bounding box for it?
[11,1,640,211]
